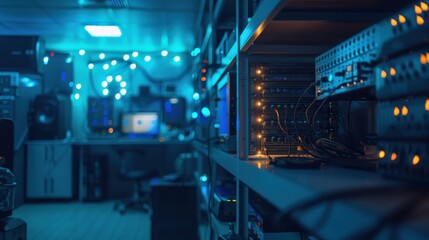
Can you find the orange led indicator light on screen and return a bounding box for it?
[401,106,409,116]
[256,69,262,75]
[412,155,420,165]
[381,70,387,78]
[416,5,423,14]
[378,150,386,159]
[393,106,400,116]
[421,54,428,64]
[108,128,114,133]
[425,99,429,111]
[417,15,425,25]
[201,68,207,73]
[421,2,429,11]
[390,18,398,27]
[390,67,397,76]
[201,76,207,81]
[398,15,406,23]
[391,153,397,161]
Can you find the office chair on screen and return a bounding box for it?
[113,148,159,215]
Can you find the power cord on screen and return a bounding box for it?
[274,108,292,157]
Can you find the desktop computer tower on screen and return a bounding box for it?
[82,155,107,202]
[151,182,198,240]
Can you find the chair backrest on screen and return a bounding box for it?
[117,148,146,175]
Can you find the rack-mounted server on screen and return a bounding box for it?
[250,64,337,157]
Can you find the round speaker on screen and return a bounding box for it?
[28,94,62,140]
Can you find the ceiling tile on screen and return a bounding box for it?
[0,0,37,7]
[33,0,79,7]
[47,8,113,24]
[0,0,197,52]
[2,22,62,35]
[128,0,198,10]
[0,7,53,22]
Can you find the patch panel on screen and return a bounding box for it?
[251,83,315,98]
[315,26,378,100]
[251,65,314,76]
[260,87,315,98]
[378,140,429,183]
[258,120,332,132]
[250,141,311,156]
[376,1,429,59]
[261,74,314,82]
[377,97,429,139]
[376,47,429,99]
[316,1,429,100]
[260,101,313,108]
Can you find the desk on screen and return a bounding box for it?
[74,138,192,201]
[25,138,192,201]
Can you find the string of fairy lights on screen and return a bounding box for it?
[71,49,191,101]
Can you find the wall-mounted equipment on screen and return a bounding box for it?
[87,97,115,134]
[0,36,45,74]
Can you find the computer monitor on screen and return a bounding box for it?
[216,72,236,137]
[121,112,160,137]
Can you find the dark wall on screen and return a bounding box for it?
[13,80,43,207]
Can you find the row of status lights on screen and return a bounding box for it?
[390,2,428,27]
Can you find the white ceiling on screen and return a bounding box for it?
[0,0,199,53]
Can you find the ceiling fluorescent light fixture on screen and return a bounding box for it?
[84,25,122,37]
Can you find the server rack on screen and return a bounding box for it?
[192,0,429,239]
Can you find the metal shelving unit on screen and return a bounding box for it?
[194,141,429,240]
[193,141,237,175]
[193,0,428,239]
